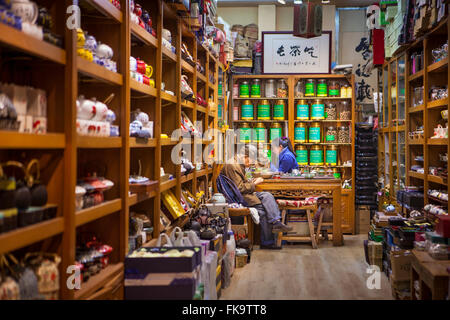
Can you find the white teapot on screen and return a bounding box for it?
[11,0,38,24]
[92,100,109,121]
[77,96,96,120]
[96,43,114,60]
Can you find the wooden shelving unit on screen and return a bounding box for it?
[229,74,356,234]
[0,0,217,300]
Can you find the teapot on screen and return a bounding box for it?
[77,96,96,120]
[92,100,108,121]
[84,35,97,52]
[11,0,38,24]
[211,193,226,204]
[96,43,113,60]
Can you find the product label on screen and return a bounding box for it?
[326,150,337,165]
[251,84,261,97]
[241,104,254,120]
[326,134,336,142]
[239,128,252,142]
[295,127,307,142]
[257,104,271,119]
[218,104,223,118]
[296,104,309,119]
[273,104,285,119]
[305,83,315,96]
[296,150,308,165]
[254,128,266,142]
[310,150,324,165]
[311,104,325,119]
[329,89,339,96]
[240,84,249,98]
[317,84,327,96]
[309,127,321,143]
[270,128,282,142]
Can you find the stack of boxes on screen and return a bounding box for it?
[384,0,407,58]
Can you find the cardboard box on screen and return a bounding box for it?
[390,250,412,281]
[357,208,371,234]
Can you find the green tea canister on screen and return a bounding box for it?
[257,100,271,120]
[251,79,261,98]
[241,100,254,120]
[325,145,338,166]
[309,122,321,143]
[296,145,308,165]
[305,79,316,97]
[273,100,285,120]
[317,79,328,97]
[218,81,223,97]
[311,99,325,120]
[296,99,309,120]
[239,123,252,143]
[294,122,307,143]
[310,145,324,166]
[239,81,250,98]
[270,123,282,142]
[253,122,267,143]
[218,104,223,119]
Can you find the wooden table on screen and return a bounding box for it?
[410,249,450,300]
[256,178,343,246]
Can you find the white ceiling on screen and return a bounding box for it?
[218,0,375,7]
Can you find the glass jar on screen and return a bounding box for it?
[311,99,325,120]
[338,126,350,143]
[296,145,308,165]
[257,100,271,120]
[309,122,321,143]
[239,123,252,143]
[241,100,254,120]
[251,79,261,98]
[325,126,337,142]
[265,79,276,98]
[339,101,351,120]
[277,79,288,98]
[340,84,348,98]
[326,145,338,166]
[294,80,305,98]
[329,80,340,97]
[273,100,285,120]
[295,122,307,143]
[310,145,324,166]
[305,79,316,97]
[270,123,282,142]
[346,85,353,98]
[253,122,266,143]
[239,81,250,98]
[317,79,328,97]
[414,86,424,106]
[325,103,337,120]
[296,99,309,120]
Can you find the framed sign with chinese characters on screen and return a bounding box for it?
[262,31,332,74]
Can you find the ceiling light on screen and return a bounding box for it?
[294,0,303,3]
[322,0,331,3]
[277,0,286,4]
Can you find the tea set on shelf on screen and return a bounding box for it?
[130,0,156,37]
[76,94,119,137]
[0,0,62,46]
[77,28,117,73]
[130,56,155,87]
[76,165,115,212]
[408,125,424,141]
[129,109,153,139]
[430,124,448,139]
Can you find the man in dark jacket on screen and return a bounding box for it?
[221,145,292,249]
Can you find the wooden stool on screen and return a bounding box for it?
[276,201,322,249]
[229,207,254,249]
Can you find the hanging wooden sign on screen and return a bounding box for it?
[262,31,332,74]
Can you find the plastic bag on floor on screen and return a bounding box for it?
[201,251,218,300]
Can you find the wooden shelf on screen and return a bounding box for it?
[162,46,177,62]
[428,175,447,186]
[182,60,195,74]
[181,173,194,183]
[77,57,123,86]
[161,91,177,103]
[129,191,157,206]
[409,105,425,113]
[161,138,178,146]
[427,58,448,73]
[160,179,176,192]
[408,70,424,82]
[0,218,64,255]
[75,199,122,227]
[77,136,122,149]
[130,137,157,148]
[427,98,448,109]
[408,139,425,145]
[181,100,195,109]
[130,23,157,47]
[0,132,65,149]
[130,80,157,97]
[197,73,207,83]
[74,263,123,300]
[0,24,66,64]
[197,169,208,177]
[85,0,123,23]
[427,138,448,145]
[409,171,425,180]
[197,105,207,113]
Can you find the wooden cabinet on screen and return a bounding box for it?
[341,191,354,234]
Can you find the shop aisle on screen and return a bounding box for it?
[221,235,392,300]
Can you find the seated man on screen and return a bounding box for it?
[221,145,292,249]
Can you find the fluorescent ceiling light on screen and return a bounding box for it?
[277,0,286,4]
[294,0,303,3]
[322,0,331,3]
